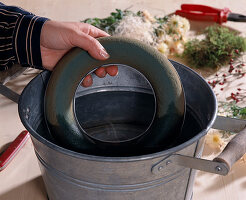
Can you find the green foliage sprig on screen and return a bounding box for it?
[183,25,246,68]
[83,9,134,34]
[231,105,246,119]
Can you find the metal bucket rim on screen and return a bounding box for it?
[73,64,158,145]
[18,60,217,162]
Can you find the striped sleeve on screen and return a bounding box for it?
[0,3,49,71]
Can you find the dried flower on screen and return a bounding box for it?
[205,132,225,150]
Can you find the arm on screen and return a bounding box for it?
[0,3,118,87]
[0,3,48,71]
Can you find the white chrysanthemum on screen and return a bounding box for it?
[114,15,156,45]
[165,15,190,36]
[163,35,173,45]
[158,14,189,55]
[160,35,184,55]
[179,16,190,34]
[157,42,169,56]
[173,42,184,55]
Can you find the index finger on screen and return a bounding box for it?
[79,23,110,38]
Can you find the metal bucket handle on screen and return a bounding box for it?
[152,116,246,176]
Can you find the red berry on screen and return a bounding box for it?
[236,92,239,95]
[237,88,241,91]
[231,92,235,96]
[223,74,227,77]
[241,63,245,67]
[238,70,241,73]
[208,81,211,84]
[224,78,227,82]
[235,49,239,54]
[220,88,224,91]
[215,73,218,76]
[236,99,240,103]
[230,58,234,62]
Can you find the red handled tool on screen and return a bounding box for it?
[0,130,30,171]
[175,4,246,24]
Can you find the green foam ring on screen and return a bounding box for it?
[44,36,185,152]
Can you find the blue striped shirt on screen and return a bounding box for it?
[0,2,48,71]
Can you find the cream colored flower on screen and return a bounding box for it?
[157,42,169,55]
[166,15,190,36]
[205,131,225,150]
[240,153,246,163]
[142,10,156,23]
[162,35,184,55]
[158,14,189,55]
[161,35,171,46]
[178,16,190,34]
[173,42,184,54]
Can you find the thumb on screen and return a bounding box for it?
[71,32,110,60]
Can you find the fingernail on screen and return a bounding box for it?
[106,65,118,76]
[81,75,93,87]
[95,67,106,78]
[100,48,110,59]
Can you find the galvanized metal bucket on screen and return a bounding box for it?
[18,60,246,200]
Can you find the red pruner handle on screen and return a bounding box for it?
[0,130,30,171]
[175,4,231,24]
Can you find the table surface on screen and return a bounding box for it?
[0,0,246,200]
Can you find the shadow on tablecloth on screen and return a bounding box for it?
[0,176,47,200]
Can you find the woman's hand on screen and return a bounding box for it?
[40,21,118,86]
[81,65,118,87]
